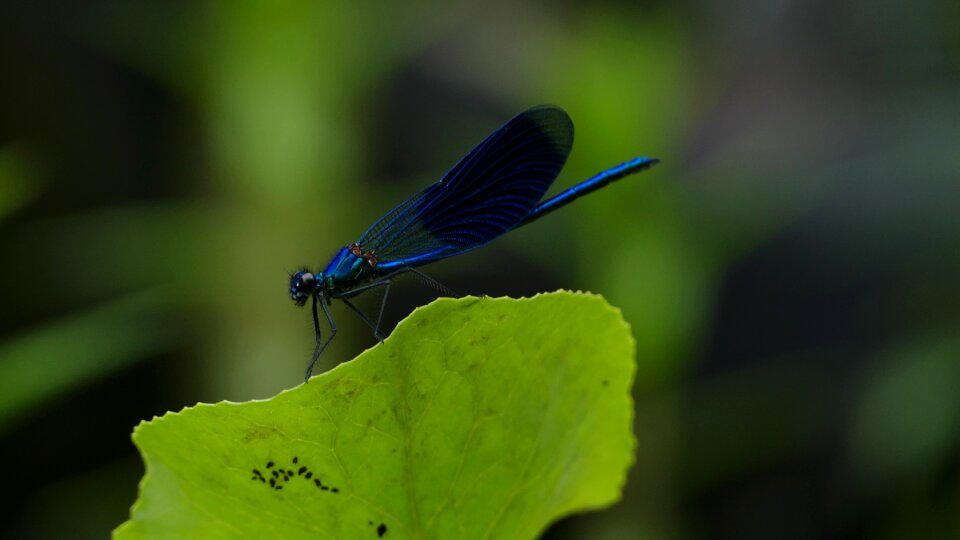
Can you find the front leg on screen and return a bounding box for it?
[304,295,337,382]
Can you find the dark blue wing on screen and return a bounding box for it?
[357,105,573,269]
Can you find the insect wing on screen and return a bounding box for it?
[357,105,573,267]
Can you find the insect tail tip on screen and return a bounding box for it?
[634,157,661,172]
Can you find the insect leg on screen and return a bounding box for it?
[341,297,386,342]
[373,280,391,340]
[345,267,456,298]
[338,278,391,298]
[405,267,459,297]
[331,267,453,351]
[304,295,337,382]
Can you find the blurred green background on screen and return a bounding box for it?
[1,1,958,538]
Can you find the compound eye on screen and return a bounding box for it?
[301,272,315,286]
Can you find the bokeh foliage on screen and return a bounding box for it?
[0,0,957,538]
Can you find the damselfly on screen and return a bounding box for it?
[290,105,658,380]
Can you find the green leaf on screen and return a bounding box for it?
[115,291,636,540]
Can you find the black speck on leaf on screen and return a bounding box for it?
[266,461,274,469]
[292,456,298,464]
[377,523,387,537]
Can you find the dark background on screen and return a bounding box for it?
[1,1,958,538]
